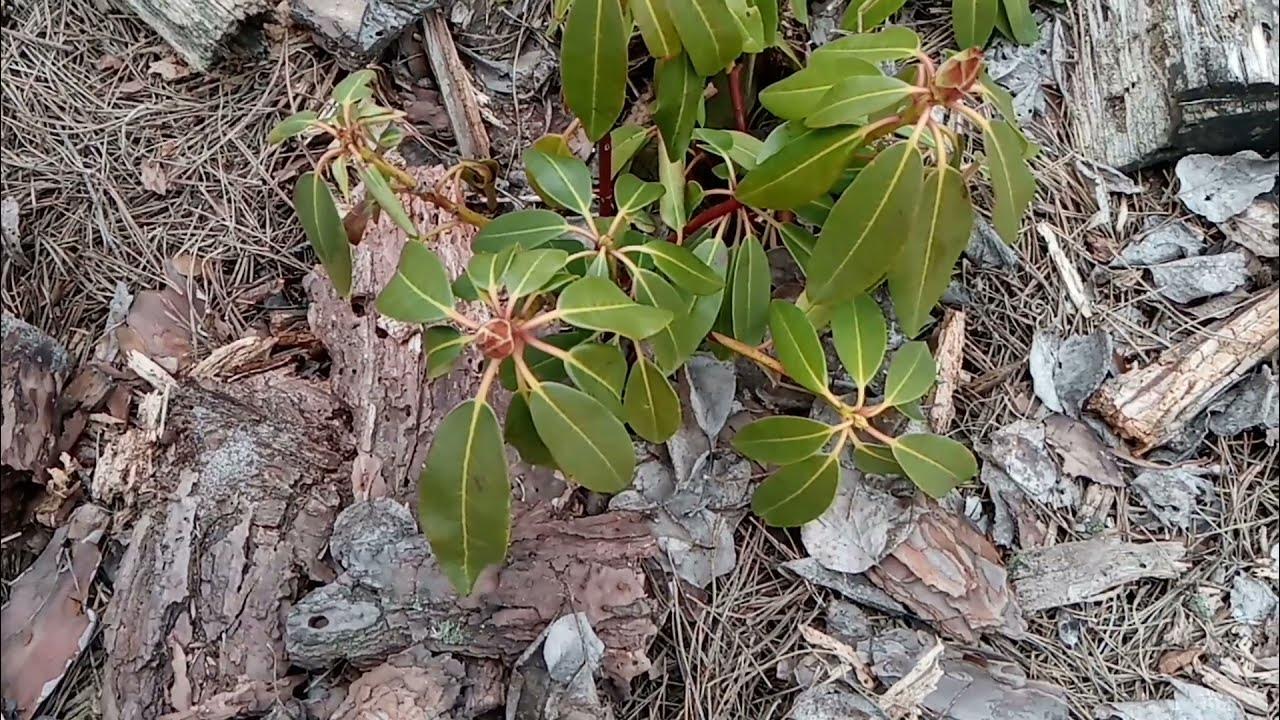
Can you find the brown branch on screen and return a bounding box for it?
[729,63,748,132]
[682,197,742,237]
[598,135,616,216]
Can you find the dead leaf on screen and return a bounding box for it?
[685,354,736,438]
[1043,414,1124,486]
[782,558,907,615]
[801,468,918,575]
[507,613,615,720]
[1157,647,1203,676]
[1028,331,1113,417]
[1220,198,1279,258]
[98,54,125,71]
[140,159,169,195]
[985,419,1079,508]
[1230,573,1279,627]
[1207,365,1279,438]
[148,56,192,81]
[1131,468,1221,531]
[116,79,147,95]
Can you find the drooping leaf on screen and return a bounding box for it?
[561,0,628,142]
[474,209,570,252]
[1001,0,1039,45]
[331,156,351,201]
[506,392,557,468]
[503,248,570,298]
[887,167,974,337]
[633,0,682,57]
[652,237,728,373]
[735,127,864,210]
[424,326,470,379]
[983,119,1036,244]
[529,382,635,492]
[733,416,834,464]
[418,399,509,594]
[293,172,352,298]
[624,356,682,442]
[376,242,456,323]
[830,294,887,389]
[566,342,627,415]
[805,75,916,128]
[358,165,416,236]
[751,453,841,526]
[658,146,688,232]
[632,241,723,295]
[897,399,925,422]
[810,27,921,64]
[752,0,779,44]
[525,148,594,218]
[792,0,809,23]
[779,223,816,274]
[654,55,703,158]
[332,69,376,105]
[668,0,745,77]
[615,174,667,215]
[976,75,1029,152]
[892,433,977,498]
[806,141,923,303]
[840,0,908,31]
[854,442,904,475]
[558,277,674,338]
[466,246,518,295]
[611,124,653,176]
[726,0,766,53]
[953,0,998,48]
[724,130,766,170]
[769,301,828,395]
[632,267,693,315]
[269,110,318,144]
[882,341,937,406]
[730,234,770,345]
[758,58,878,120]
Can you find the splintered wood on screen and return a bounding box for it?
[1010,536,1189,612]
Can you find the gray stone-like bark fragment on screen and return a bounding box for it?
[1113,218,1205,267]
[293,0,442,68]
[1096,679,1246,720]
[965,216,1020,268]
[1176,151,1278,223]
[1149,252,1251,303]
[1230,573,1279,626]
[1207,366,1279,437]
[1131,468,1221,531]
[1029,331,1113,417]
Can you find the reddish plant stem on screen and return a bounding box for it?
[683,197,743,237]
[728,63,748,132]
[597,135,616,216]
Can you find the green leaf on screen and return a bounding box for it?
[418,399,509,594]
[269,110,318,144]
[615,174,667,215]
[735,127,864,210]
[769,301,828,395]
[331,156,351,201]
[525,148,594,218]
[633,0,682,57]
[332,69,376,105]
[792,0,809,23]
[633,267,693,315]
[806,141,923,303]
[830,294,886,388]
[953,0,998,48]
[1002,0,1039,45]
[632,241,723,294]
[424,326,470,379]
[897,399,925,422]
[779,223,816,274]
[293,172,353,298]
[506,392,557,468]
[658,145,688,231]
[724,131,766,170]
[358,165,416,236]
[503,248,570,298]
[668,0,745,76]
[810,27,921,64]
[751,453,841,526]
[558,277,674,338]
[984,119,1036,244]
[611,124,653,177]
[882,341,937,406]
[529,382,635,492]
[730,234,770,345]
[854,443,904,475]
[376,242,456,323]
[840,0,908,31]
[888,167,974,338]
[624,356,681,441]
[467,246,518,295]
[561,0,628,142]
[652,237,728,373]
[759,58,878,120]
[733,416,834,464]
[566,342,627,415]
[654,55,703,158]
[752,0,779,45]
[892,433,977,498]
[805,75,916,128]
[726,0,766,53]
[474,209,570,253]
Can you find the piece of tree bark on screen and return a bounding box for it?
[422,10,491,159]
[1010,536,1189,612]
[293,0,442,68]
[100,370,351,720]
[928,309,965,434]
[1066,0,1279,169]
[1090,288,1280,450]
[1,313,69,476]
[121,0,274,71]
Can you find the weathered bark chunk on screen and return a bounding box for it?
[1010,536,1189,612]
[293,0,441,68]
[122,0,274,71]
[1,312,69,475]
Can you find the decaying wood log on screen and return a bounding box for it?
[422,10,491,159]
[122,0,274,71]
[1091,288,1279,449]
[285,498,659,686]
[99,370,350,720]
[1066,0,1279,169]
[293,0,441,68]
[1010,536,1189,612]
[1,313,69,476]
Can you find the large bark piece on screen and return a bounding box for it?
[1091,288,1279,449]
[293,0,441,68]
[100,371,350,720]
[1,313,69,475]
[122,0,274,71]
[1066,0,1280,169]
[1010,536,1189,612]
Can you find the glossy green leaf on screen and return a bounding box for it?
[332,69,376,105]
[751,453,841,526]
[953,0,997,48]
[840,0,908,31]
[726,0,766,53]
[566,342,627,415]
[976,75,1030,154]
[984,119,1036,244]
[503,248,570,298]
[830,294,886,389]
[424,326,470,379]
[633,0,682,57]
[735,127,864,210]
[525,148,594,218]
[506,392,557,468]
[810,27,921,64]
[269,110,318,144]
[806,141,923,303]
[474,209,570,252]
[733,416,834,464]
[529,382,635,492]
[558,277,674,338]
[758,58,878,120]
[806,75,916,128]
[358,165,416,236]
[897,399,925,422]
[633,241,723,295]
[293,172,352,298]
[892,433,977,498]
[752,0,779,44]
[730,234,770,345]
[418,399,509,594]
[724,131,765,170]
[1002,0,1039,45]
[779,223,816,274]
[611,124,652,177]
[466,246,517,295]
[658,145,688,231]
[668,0,746,76]
[882,341,937,406]
[615,174,666,215]
[654,55,704,157]
[376,242,455,323]
[854,443,904,475]
[624,356,681,442]
[561,0,628,142]
[651,237,728,373]
[792,0,809,23]
[769,301,828,395]
[331,156,351,201]
[632,267,693,316]
[888,167,974,337]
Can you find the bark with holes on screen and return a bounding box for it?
[122,0,275,70]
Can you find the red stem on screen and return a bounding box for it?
[728,63,748,132]
[598,135,616,216]
[682,197,742,237]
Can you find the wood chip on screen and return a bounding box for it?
[1010,536,1189,612]
[928,310,965,434]
[1038,223,1094,317]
